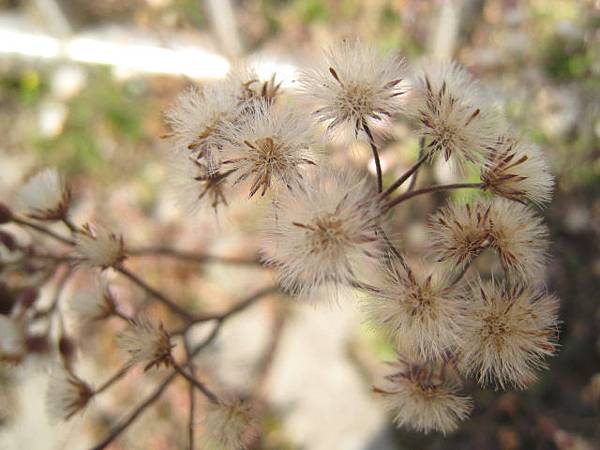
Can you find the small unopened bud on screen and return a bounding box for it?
[25,334,50,354]
[0,230,17,252]
[0,203,12,224]
[18,287,39,310]
[59,336,76,363]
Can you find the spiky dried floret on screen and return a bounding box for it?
[16,168,70,220]
[376,358,472,435]
[364,258,466,361]
[458,279,559,389]
[168,149,233,213]
[227,64,283,106]
[298,39,407,141]
[74,223,126,269]
[202,400,257,450]
[69,275,116,323]
[261,168,385,300]
[165,81,240,174]
[407,61,498,172]
[46,366,94,422]
[428,199,549,281]
[116,317,174,371]
[221,101,319,198]
[481,137,554,207]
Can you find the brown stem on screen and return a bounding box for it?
[381,153,428,198]
[12,217,75,246]
[385,183,484,211]
[172,363,219,404]
[116,266,192,321]
[183,339,196,450]
[407,137,426,193]
[94,365,131,396]
[362,122,383,193]
[128,247,261,266]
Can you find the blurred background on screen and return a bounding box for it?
[0,0,599,449]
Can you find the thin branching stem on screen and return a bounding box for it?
[95,365,132,396]
[406,137,426,192]
[381,154,428,198]
[385,182,484,211]
[362,122,383,193]
[172,362,220,404]
[11,216,75,246]
[128,247,262,266]
[116,265,192,321]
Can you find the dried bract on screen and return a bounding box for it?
[46,366,94,421]
[75,224,126,269]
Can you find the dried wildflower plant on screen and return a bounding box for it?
[0,38,560,443]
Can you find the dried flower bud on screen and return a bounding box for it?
[407,61,498,172]
[365,259,466,361]
[0,316,25,363]
[298,39,407,141]
[202,400,257,450]
[16,168,70,220]
[375,358,472,434]
[481,138,554,207]
[117,317,174,371]
[459,279,559,389]
[46,366,94,421]
[261,168,385,300]
[221,100,319,198]
[0,203,12,224]
[69,276,117,323]
[74,223,126,269]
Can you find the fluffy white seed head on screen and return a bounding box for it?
[74,224,126,269]
[365,259,466,361]
[165,81,240,174]
[227,64,282,105]
[298,39,407,141]
[221,101,319,198]
[116,317,173,371]
[0,316,25,363]
[168,149,233,213]
[459,279,559,389]
[69,276,116,323]
[376,359,472,435]
[261,168,385,300]
[407,61,498,172]
[46,366,94,422]
[16,168,70,220]
[428,199,549,281]
[202,400,257,450]
[481,137,554,206]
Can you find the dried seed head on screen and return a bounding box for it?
[365,258,467,361]
[376,358,472,435]
[481,137,554,207]
[74,224,126,269]
[117,317,174,371]
[227,64,282,105]
[428,199,549,281]
[168,150,233,214]
[165,81,240,174]
[298,39,407,141]
[458,279,559,389]
[46,366,94,421]
[408,61,498,172]
[221,101,319,198]
[69,275,117,323]
[16,168,70,221]
[202,400,257,450]
[261,168,385,300]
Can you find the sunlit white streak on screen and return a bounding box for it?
[0,26,299,83]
